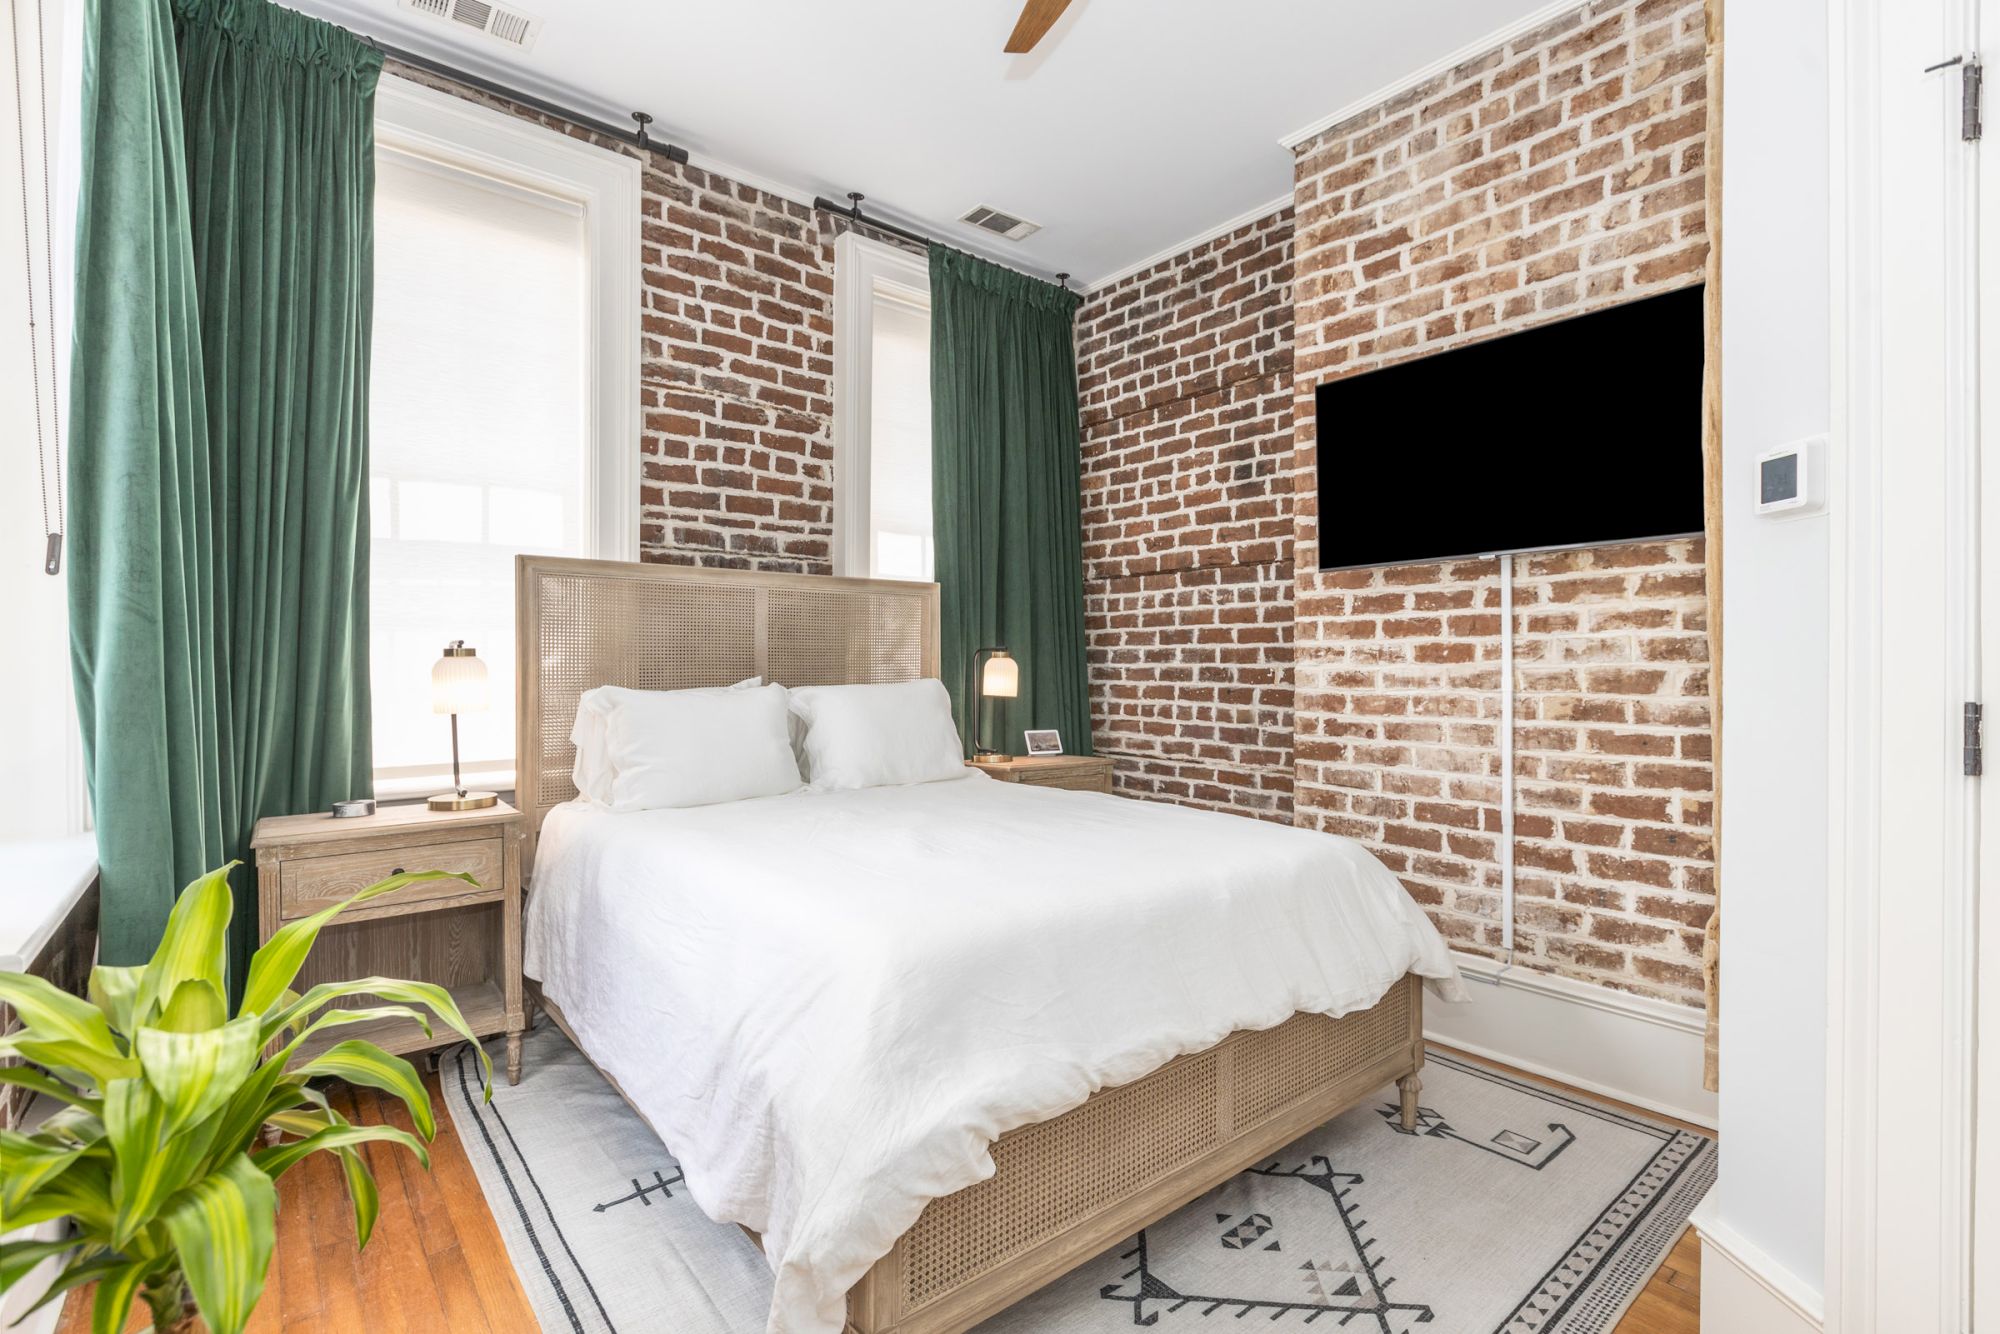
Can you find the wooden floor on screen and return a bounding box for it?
[60,1052,1704,1334]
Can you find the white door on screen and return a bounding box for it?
[1831,0,1979,1330]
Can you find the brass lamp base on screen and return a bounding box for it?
[428,790,497,812]
[968,753,1011,767]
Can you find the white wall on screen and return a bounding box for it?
[1713,0,1830,1303]
[0,0,83,845]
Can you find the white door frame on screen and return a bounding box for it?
[1826,0,1981,1329]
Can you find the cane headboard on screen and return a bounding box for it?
[514,555,940,874]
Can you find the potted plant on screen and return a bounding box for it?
[0,863,493,1333]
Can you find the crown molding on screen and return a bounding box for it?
[1082,192,1294,295]
[1276,0,1588,151]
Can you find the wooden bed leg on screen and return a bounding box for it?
[1396,1071,1422,1131]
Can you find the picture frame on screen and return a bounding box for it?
[1024,728,1063,756]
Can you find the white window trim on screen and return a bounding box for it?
[370,76,640,796]
[831,231,931,578]
[374,74,640,565]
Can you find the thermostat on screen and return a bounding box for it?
[1754,437,1825,517]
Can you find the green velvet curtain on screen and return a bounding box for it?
[928,245,1091,758]
[69,0,380,973]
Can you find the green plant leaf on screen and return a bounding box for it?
[31,1102,107,1147]
[263,1108,334,1138]
[252,1120,429,1180]
[0,1063,101,1112]
[0,972,124,1062]
[281,1004,432,1058]
[334,1145,380,1247]
[238,870,472,1019]
[87,964,144,1035]
[0,1236,75,1288]
[0,1129,91,1218]
[261,977,492,1095]
[8,1250,127,1322]
[0,1031,137,1088]
[102,1078,211,1247]
[135,864,236,1026]
[160,1154,276,1334]
[89,1258,152,1334]
[1,1154,116,1232]
[156,978,228,1033]
[201,1056,300,1165]
[135,1014,261,1136]
[293,1041,434,1138]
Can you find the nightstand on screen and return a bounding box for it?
[969,754,1115,794]
[252,801,526,1084]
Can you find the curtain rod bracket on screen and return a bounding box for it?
[361,32,690,165]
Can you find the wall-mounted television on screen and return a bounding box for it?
[1312,284,1705,571]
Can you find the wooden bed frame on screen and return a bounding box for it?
[514,554,1426,1334]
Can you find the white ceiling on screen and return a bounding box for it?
[293,0,1558,288]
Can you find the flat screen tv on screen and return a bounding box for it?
[1312,284,1705,571]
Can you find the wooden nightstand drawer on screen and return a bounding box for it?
[971,754,1114,794]
[279,837,502,921]
[1012,767,1106,792]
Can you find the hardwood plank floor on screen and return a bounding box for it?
[59,1056,1704,1333]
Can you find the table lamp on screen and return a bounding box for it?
[429,640,497,811]
[969,646,1019,765]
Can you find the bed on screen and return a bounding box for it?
[513,555,1464,1334]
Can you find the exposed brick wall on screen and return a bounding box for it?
[387,62,906,574]
[638,166,836,570]
[1076,210,1298,817]
[1289,0,1714,1003]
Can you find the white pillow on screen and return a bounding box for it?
[788,679,968,791]
[597,682,801,812]
[569,677,767,807]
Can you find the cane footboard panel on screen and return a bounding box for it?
[846,975,1424,1334]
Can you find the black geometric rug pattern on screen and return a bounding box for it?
[444,1034,1715,1334]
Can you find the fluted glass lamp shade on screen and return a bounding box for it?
[428,641,497,810]
[981,652,1019,699]
[431,642,490,714]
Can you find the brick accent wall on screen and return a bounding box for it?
[389,63,896,574]
[1076,210,1298,818]
[1289,0,1713,1003]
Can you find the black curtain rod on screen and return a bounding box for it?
[814,193,933,251]
[813,193,1071,289]
[363,35,689,165]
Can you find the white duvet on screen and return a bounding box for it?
[524,772,1465,1334]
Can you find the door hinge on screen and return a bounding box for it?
[1966,702,1984,776]
[1926,55,1984,140]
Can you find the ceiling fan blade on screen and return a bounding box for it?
[1004,0,1073,53]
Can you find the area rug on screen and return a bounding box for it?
[441,1026,1713,1334]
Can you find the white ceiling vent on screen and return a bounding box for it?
[959,205,1042,242]
[397,0,542,52]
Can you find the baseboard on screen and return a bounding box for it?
[1425,951,1719,1129]
[1689,1194,1824,1333]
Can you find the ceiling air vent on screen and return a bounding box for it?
[960,205,1042,242]
[397,0,542,51]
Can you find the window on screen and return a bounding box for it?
[833,233,933,580]
[369,78,638,796]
